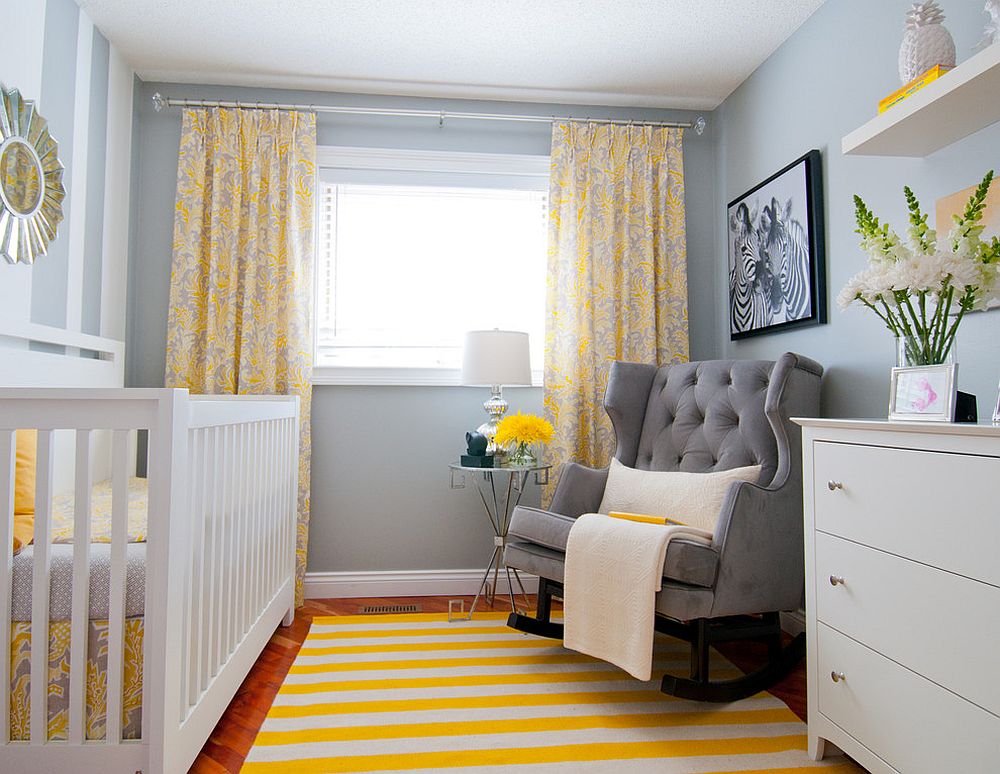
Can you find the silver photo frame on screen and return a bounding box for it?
[889,364,958,422]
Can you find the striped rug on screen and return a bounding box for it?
[243,612,860,773]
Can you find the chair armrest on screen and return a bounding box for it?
[549,462,609,517]
[708,479,804,618]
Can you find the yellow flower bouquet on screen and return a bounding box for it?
[494,412,554,467]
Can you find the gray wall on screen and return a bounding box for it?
[127,81,717,572]
[713,0,1000,418]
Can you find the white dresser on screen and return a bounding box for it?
[797,419,1000,774]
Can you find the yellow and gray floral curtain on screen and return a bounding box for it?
[543,122,688,499]
[164,107,316,606]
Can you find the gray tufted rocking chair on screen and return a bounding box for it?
[504,353,823,702]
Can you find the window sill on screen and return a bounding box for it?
[311,366,543,387]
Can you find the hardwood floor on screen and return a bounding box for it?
[189,596,808,773]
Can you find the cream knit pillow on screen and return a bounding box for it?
[598,458,762,533]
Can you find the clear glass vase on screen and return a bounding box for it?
[507,441,537,467]
[896,334,957,367]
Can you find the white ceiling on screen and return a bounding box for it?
[78,0,827,110]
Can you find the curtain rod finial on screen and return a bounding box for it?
[152,92,167,112]
[693,116,706,135]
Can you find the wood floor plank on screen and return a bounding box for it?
[189,596,808,772]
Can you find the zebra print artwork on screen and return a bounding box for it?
[727,150,825,338]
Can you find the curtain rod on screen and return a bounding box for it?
[151,93,706,134]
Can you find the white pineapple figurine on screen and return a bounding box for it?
[898,1,956,84]
[974,0,1000,52]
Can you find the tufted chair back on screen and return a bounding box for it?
[605,353,823,492]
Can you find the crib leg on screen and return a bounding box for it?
[282,606,295,627]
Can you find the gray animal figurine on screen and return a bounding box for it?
[466,431,488,456]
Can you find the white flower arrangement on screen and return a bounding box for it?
[838,171,1000,365]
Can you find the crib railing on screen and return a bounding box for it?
[0,389,299,774]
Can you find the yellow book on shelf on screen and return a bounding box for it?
[607,511,687,526]
[878,65,953,114]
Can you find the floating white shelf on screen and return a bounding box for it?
[842,44,1000,157]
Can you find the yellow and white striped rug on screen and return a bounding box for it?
[243,613,860,773]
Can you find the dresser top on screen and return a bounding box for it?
[792,417,1000,438]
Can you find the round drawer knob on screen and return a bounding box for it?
[831,671,846,683]
[827,481,844,491]
[829,575,846,586]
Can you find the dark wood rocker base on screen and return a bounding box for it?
[505,578,805,703]
[661,632,805,702]
[506,612,564,639]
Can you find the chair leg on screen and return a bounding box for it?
[690,618,710,683]
[507,578,565,639]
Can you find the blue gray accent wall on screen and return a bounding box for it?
[713,0,1000,419]
[127,81,717,572]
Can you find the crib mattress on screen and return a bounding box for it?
[10,543,146,621]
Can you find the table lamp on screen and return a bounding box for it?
[461,329,532,454]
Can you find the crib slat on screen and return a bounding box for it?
[274,420,284,596]
[188,427,205,707]
[234,422,246,644]
[200,426,216,691]
[0,430,15,744]
[29,430,54,744]
[226,424,238,655]
[218,425,228,663]
[263,421,273,598]
[105,430,130,743]
[212,424,224,674]
[68,430,93,745]
[254,422,265,617]
[287,418,297,588]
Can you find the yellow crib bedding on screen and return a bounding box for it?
[9,617,144,741]
[9,477,149,741]
[49,476,149,544]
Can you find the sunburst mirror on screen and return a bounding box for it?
[0,84,65,265]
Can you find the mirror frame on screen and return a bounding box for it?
[0,83,65,265]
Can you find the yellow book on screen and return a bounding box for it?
[607,511,687,526]
[878,65,953,114]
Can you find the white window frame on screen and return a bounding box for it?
[311,146,550,386]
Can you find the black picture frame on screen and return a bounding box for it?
[727,149,826,340]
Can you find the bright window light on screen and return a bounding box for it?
[315,181,548,381]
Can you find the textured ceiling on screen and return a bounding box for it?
[78,0,827,109]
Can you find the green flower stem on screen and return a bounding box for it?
[862,302,896,332]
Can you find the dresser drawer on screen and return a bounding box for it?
[815,531,1000,716]
[813,441,1000,585]
[817,623,1000,774]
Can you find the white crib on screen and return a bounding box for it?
[0,387,299,774]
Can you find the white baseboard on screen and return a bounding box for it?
[304,569,540,599]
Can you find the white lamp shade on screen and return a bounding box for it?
[461,330,532,386]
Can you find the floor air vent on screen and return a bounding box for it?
[359,604,421,614]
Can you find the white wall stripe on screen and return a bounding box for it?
[64,11,94,333]
[99,47,134,340]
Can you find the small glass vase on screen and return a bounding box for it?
[507,441,537,467]
[896,334,957,367]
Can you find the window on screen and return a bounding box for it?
[313,147,549,384]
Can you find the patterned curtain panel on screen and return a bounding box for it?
[544,122,689,500]
[165,107,316,607]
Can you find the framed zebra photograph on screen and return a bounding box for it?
[727,149,826,339]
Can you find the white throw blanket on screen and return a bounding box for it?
[563,513,713,680]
